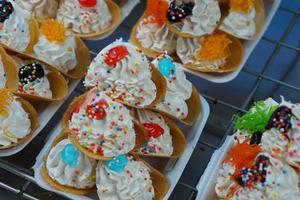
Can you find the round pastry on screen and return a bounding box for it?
[176,32,243,73]
[134,109,186,157]
[219,0,265,40]
[16,0,59,20]
[33,19,77,73]
[42,132,96,195]
[0,89,38,149]
[57,0,121,38]
[215,140,300,199]
[150,53,200,125]
[96,155,169,200]
[84,39,166,108]
[233,98,300,170]
[64,88,145,159]
[131,0,177,58]
[167,0,221,37]
[0,0,39,53]
[13,56,52,99]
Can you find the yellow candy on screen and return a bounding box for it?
[230,0,254,13]
[41,19,67,43]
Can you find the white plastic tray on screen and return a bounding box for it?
[33,96,209,200]
[185,0,281,83]
[0,79,80,157]
[0,0,140,157]
[196,135,236,200]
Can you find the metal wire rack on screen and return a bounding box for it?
[0,2,299,200]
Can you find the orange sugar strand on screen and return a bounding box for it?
[41,19,67,43]
[224,139,261,176]
[196,34,232,61]
[144,0,169,27]
[230,0,255,13]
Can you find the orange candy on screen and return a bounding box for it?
[144,0,169,27]
[224,139,261,177]
[41,19,67,43]
[230,0,255,13]
[196,34,232,61]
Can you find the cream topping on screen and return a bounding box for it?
[137,109,173,156]
[16,0,58,19]
[46,139,96,189]
[181,0,221,36]
[0,96,31,147]
[136,16,177,54]
[152,54,192,119]
[57,0,112,34]
[84,39,157,107]
[96,156,155,200]
[176,36,226,70]
[0,0,31,52]
[69,89,136,157]
[219,8,256,40]
[33,35,77,73]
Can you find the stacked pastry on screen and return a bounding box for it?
[131,0,265,73]
[214,98,300,199]
[41,39,203,199]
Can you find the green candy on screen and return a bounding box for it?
[232,101,278,135]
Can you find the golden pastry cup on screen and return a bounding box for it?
[62,92,148,160]
[85,64,167,109]
[179,32,244,73]
[132,113,187,158]
[132,155,170,200]
[74,0,122,40]
[149,86,201,126]
[0,95,39,150]
[218,0,265,40]
[0,48,69,102]
[2,30,90,79]
[130,14,176,58]
[41,131,95,195]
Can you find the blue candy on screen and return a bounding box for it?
[104,155,128,173]
[61,144,79,167]
[158,57,176,77]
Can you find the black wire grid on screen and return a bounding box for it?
[0,2,299,200]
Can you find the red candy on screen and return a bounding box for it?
[78,0,97,7]
[104,45,129,67]
[86,99,109,120]
[143,123,164,139]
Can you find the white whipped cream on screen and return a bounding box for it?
[46,138,96,189]
[69,89,136,157]
[219,8,256,40]
[84,39,157,107]
[177,36,226,70]
[136,16,177,54]
[215,162,237,198]
[151,54,192,119]
[57,0,112,34]
[0,55,6,89]
[231,188,267,200]
[181,0,221,36]
[137,109,173,156]
[0,96,31,147]
[0,0,30,52]
[33,35,77,73]
[16,0,58,19]
[96,156,155,200]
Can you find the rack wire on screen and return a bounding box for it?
[0,2,299,200]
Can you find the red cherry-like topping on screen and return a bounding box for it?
[143,123,164,139]
[78,0,97,7]
[86,99,109,120]
[104,45,129,67]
